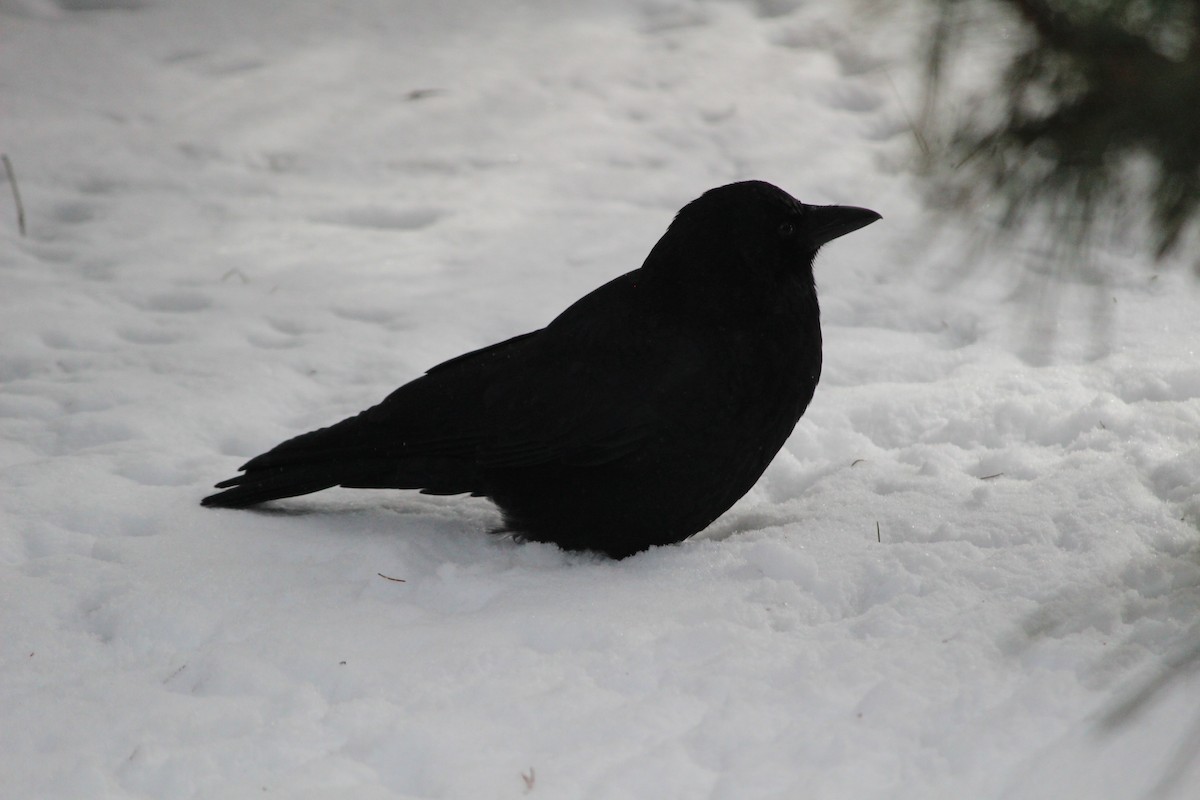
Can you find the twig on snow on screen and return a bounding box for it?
[2,154,26,237]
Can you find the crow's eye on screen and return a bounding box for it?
[777,221,795,238]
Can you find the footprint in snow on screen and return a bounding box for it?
[313,206,443,233]
[52,200,97,226]
[116,326,183,346]
[136,291,212,313]
[55,0,148,11]
[330,304,409,327]
[752,0,804,19]
[819,83,885,113]
[266,317,322,337]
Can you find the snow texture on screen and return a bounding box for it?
[2,1,1199,798]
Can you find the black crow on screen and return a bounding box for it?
[202,181,879,558]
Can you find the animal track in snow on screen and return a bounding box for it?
[41,330,111,351]
[314,206,443,233]
[135,291,212,313]
[639,3,710,33]
[116,327,183,346]
[53,200,97,226]
[330,305,405,326]
[266,317,322,337]
[242,317,326,349]
[245,332,303,350]
[861,115,912,143]
[831,44,885,77]
[819,83,885,113]
[77,175,123,196]
[752,0,803,19]
[55,0,148,11]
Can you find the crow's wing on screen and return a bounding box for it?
[472,270,703,469]
[370,271,700,469]
[205,270,703,507]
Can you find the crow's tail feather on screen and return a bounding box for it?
[201,390,489,510]
[202,456,483,509]
[201,464,342,509]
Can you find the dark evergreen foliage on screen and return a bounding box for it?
[926,0,1200,265]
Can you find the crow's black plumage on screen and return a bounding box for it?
[202,181,880,558]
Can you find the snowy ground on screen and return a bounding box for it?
[2,0,1199,798]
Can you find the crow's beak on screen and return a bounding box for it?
[807,204,881,248]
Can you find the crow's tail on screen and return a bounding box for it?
[201,464,345,508]
[201,411,483,509]
[201,455,482,508]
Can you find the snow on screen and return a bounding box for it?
[1,0,1198,797]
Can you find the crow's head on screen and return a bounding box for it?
[645,180,880,314]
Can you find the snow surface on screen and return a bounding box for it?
[2,0,1199,798]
